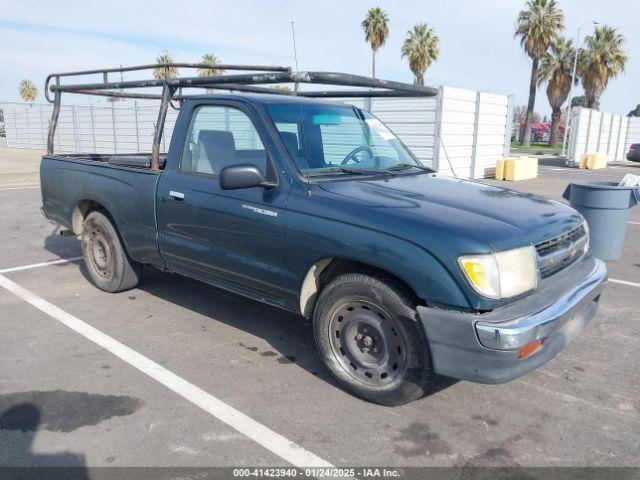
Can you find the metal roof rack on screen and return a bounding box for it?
[45,63,437,170]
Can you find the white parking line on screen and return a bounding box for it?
[0,273,332,468]
[0,257,83,274]
[610,278,640,288]
[629,221,640,226]
[0,185,40,191]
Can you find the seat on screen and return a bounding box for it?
[197,130,237,175]
[279,131,306,169]
[280,131,299,156]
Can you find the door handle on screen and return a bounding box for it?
[169,190,185,201]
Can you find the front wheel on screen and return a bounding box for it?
[81,210,142,293]
[313,272,436,405]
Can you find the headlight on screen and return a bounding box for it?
[458,246,538,299]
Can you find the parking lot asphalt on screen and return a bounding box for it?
[0,150,639,470]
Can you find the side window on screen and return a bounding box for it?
[180,106,265,175]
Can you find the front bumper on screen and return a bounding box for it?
[417,255,607,384]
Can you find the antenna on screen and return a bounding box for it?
[291,21,300,94]
[290,21,310,193]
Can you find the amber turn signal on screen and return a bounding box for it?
[518,339,542,359]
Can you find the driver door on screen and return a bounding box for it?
[156,102,291,305]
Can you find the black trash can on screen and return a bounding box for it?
[563,181,639,261]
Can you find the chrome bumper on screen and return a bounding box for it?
[475,257,608,350]
[417,255,607,384]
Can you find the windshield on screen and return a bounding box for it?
[265,103,427,176]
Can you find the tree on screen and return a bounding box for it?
[578,25,627,110]
[198,53,224,77]
[401,23,440,86]
[514,0,564,146]
[629,104,640,117]
[571,95,587,107]
[19,79,38,103]
[514,105,541,124]
[198,54,225,94]
[153,52,179,80]
[361,7,389,79]
[514,105,527,123]
[538,37,575,147]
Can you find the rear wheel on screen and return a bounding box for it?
[81,210,141,293]
[313,272,436,405]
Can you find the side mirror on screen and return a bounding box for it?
[219,164,277,190]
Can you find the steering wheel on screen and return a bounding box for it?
[341,146,375,165]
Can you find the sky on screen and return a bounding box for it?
[0,0,638,116]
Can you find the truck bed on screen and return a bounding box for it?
[40,154,165,267]
[44,153,167,169]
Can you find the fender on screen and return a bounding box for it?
[287,209,472,314]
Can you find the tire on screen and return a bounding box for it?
[81,210,142,293]
[313,271,436,406]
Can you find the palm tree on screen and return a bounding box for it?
[198,54,225,94]
[571,95,587,107]
[538,37,575,147]
[198,53,225,77]
[578,25,627,110]
[153,52,179,80]
[401,23,440,86]
[361,7,389,79]
[19,80,38,103]
[515,0,564,146]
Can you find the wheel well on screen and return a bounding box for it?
[72,199,105,234]
[299,258,421,318]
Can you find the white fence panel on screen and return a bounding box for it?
[437,87,477,178]
[568,107,629,162]
[0,101,177,155]
[437,87,513,178]
[473,92,511,179]
[625,117,640,154]
[370,97,437,168]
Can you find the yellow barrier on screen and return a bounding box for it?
[579,154,589,169]
[496,157,538,181]
[580,153,608,169]
[588,153,608,169]
[495,158,506,180]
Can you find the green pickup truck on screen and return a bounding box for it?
[40,65,607,405]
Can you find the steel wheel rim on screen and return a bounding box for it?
[328,300,408,387]
[85,224,113,278]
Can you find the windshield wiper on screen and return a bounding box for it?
[386,163,434,173]
[306,167,397,177]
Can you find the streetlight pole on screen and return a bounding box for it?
[562,21,598,164]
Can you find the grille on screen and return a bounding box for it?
[535,224,587,278]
